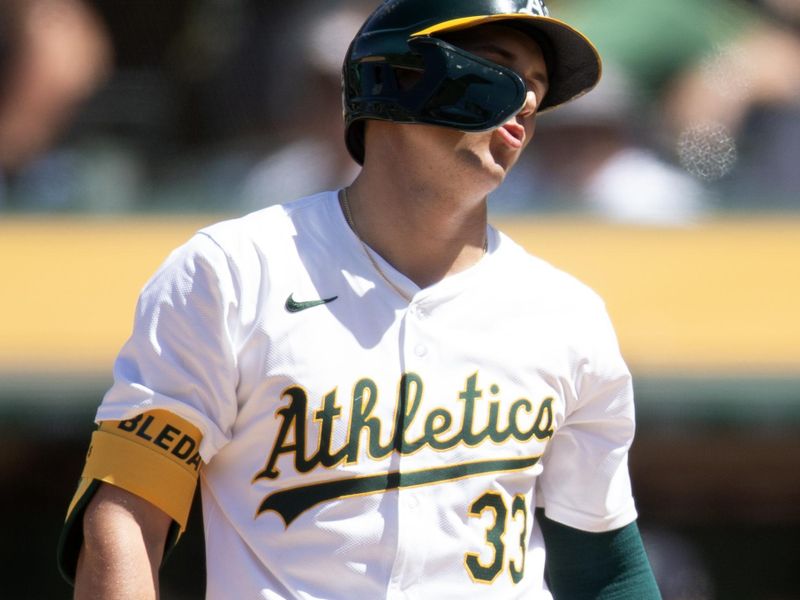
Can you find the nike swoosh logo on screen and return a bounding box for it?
[285,293,338,313]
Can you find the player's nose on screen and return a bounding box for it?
[517,90,539,120]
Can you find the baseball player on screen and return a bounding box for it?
[59,1,661,598]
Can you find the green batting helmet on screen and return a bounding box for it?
[343,0,602,164]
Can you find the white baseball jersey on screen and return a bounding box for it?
[96,190,638,599]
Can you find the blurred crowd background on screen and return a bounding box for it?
[0,0,799,599]
[0,0,799,220]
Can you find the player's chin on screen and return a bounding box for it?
[455,134,519,189]
[487,139,523,177]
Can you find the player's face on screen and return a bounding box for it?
[366,24,548,195]
[445,24,549,171]
[369,24,549,195]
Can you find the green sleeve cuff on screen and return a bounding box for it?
[537,508,662,599]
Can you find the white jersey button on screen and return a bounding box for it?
[409,304,428,320]
[414,344,428,357]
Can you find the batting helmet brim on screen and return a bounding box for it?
[411,13,602,112]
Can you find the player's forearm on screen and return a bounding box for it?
[75,539,159,600]
[74,484,170,600]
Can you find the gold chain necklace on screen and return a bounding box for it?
[340,188,414,302]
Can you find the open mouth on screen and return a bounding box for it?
[497,122,525,149]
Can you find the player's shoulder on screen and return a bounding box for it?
[495,229,607,314]
[149,191,335,289]
[198,191,334,252]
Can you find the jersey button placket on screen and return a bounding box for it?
[391,487,427,599]
[390,303,433,597]
[407,303,431,362]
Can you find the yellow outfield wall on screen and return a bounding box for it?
[0,215,798,377]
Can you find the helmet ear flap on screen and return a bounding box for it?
[345,120,366,166]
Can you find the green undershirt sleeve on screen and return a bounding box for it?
[537,508,662,599]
